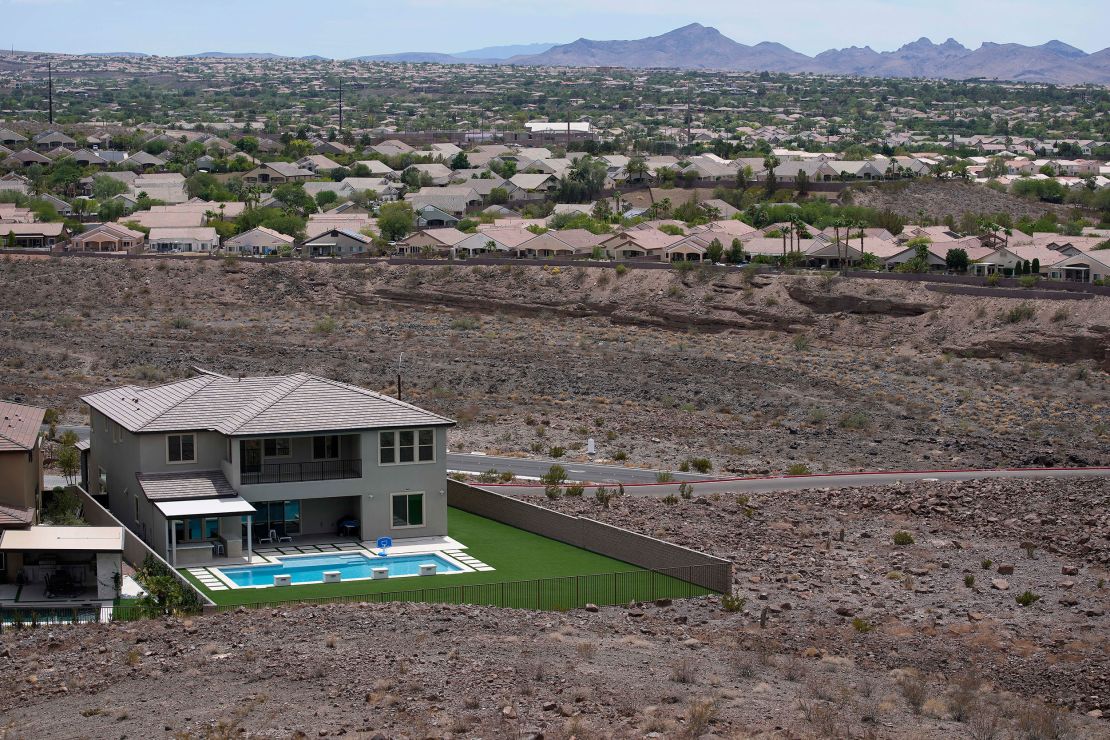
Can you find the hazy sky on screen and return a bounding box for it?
[3,0,1108,56]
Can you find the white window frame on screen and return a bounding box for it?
[263,437,292,459]
[166,433,196,464]
[379,428,436,466]
[312,435,340,461]
[390,492,426,530]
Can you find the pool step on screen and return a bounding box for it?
[186,568,228,591]
[443,550,495,572]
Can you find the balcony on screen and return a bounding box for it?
[240,459,362,485]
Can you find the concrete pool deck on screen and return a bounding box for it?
[184,535,494,591]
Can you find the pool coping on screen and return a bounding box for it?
[205,547,482,590]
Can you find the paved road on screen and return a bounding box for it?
[481,467,1110,496]
[446,452,712,483]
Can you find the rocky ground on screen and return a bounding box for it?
[1,476,1107,738]
[847,180,1082,223]
[1,255,1107,474]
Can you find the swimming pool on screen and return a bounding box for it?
[216,551,465,588]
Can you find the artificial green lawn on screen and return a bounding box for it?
[182,507,712,609]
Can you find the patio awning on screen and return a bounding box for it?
[154,496,257,519]
[0,526,124,552]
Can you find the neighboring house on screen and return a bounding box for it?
[32,130,77,152]
[371,140,414,157]
[353,160,397,178]
[0,128,27,149]
[82,371,454,566]
[68,223,145,253]
[0,400,45,534]
[242,162,314,186]
[398,227,468,256]
[405,163,453,186]
[302,228,372,257]
[0,526,124,604]
[224,226,295,256]
[508,173,559,199]
[147,227,219,253]
[69,148,108,168]
[296,155,343,175]
[1045,251,1110,283]
[599,228,683,259]
[2,149,52,169]
[0,222,69,249]
[125,151,166,170]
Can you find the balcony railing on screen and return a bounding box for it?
[240,459,362,485]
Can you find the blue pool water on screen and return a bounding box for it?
[218,552,463,588]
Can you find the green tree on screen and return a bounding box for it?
[377,201,416,241]
[488,187,509,205]
[272,182,316,217]
[91,175,128,201]
[706,238,724,263]
[945,247,969,273]
[450,151,471,170]
[763,154,780,197]
[315,190,339,209]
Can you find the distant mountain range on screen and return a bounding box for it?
[71,25,1110,83]
[504,24,1110,84]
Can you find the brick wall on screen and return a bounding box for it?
[447,480,732,594]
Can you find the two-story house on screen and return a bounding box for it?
[82,371,455,567]
[0,400,45,534]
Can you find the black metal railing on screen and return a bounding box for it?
[240,458,362,485]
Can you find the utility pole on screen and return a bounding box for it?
[396,352,404,401]
[48,61,53,125]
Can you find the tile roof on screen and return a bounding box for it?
[0,504,34,528]
[137,470,237,501]
[0,399,42,452]
[82,372,453,436]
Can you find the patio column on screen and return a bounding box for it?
[246,515,253,564]
[170,517,177,567]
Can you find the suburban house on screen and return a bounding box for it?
[0,401,45,534]
[3,149,53,168]
[0,402,116,606]
[242,162,314,186]
[68,223,145,253]
[32,130,77,152]
[0,222,69,249]
[147,226,220,253]
[398,227,468,256]
[1044,251,1110,283]
[81,371,454,567]
[224,226,295,256]
[302,227,372,257]
[295,154,343,175]
[0,128,26,149]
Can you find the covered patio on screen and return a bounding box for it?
[0,526,124,606]
[156,495,259,568]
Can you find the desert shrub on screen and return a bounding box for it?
[986,273,1001,287]
[540,464,567,486]
[851,617,874,633]
[893,531,914,546]
[1001,302,1035,323]
[838,411,871,430]
[612,449,628,461]
[721,594,746,612]
[662,494,678,505]
[678,482,693,499]
[614,263,628,277]
[564,484,584,497]
[313,316,337,334]
[1018,274,1038,288]
[787,463,811,475]
[544,484,562,499]
[1050,307,1069,323]
[549,445,565,458]
[793,334,812,352]
[1015,590,1041,607]
[965,574,975,587]
[686,457,712,473]
[594,485,616,508]
[450,316,479,330]
[670,658,696,684]
[981,559,993,570]
[899,675,928,714]
[656,471,675,483]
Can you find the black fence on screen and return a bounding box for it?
[0,564,728,629]
[240,458,362,485]
[214,564,728,613]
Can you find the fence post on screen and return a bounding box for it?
[651,570,656,602]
